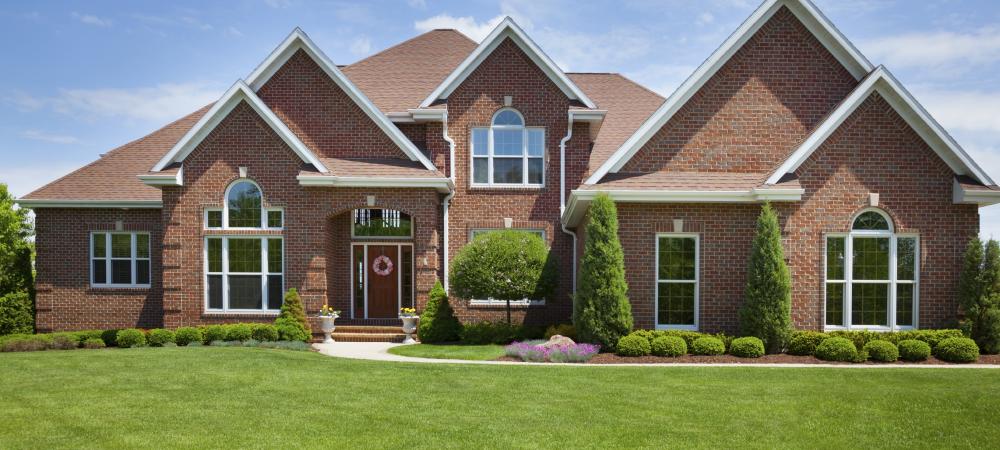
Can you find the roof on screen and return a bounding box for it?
[582,171,769,191]
[309,158,446,179]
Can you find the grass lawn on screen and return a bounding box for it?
[2,348,999,448]
[387,343,505,360]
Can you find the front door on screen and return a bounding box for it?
[366,245,399,318]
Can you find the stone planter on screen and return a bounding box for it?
[400,316,419,344]
[320,316,337,344]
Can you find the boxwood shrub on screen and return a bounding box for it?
[898,339,931,362]
[616,334,652,357]
[82,338,106,349]
[730,337,765,358]
[50,333,79,350]
[691,337,725,356]
[200,325,227,344]
[101,329,120,347]
[788,331,828,356]
[146,329,176,347]
[251,323,280,342]
[224,323,254,342]
[863,340,899,362]
[116,329,146,348]
[460,321,521,345]
[650,335,687,357]
[72,330,105,346]
[174,327,203,346]
[1,334,52,352]
[815,337,857,362]
[934,337,979,363]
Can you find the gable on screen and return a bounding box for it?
[451,37,571,106]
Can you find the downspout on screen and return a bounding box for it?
[560,111,578,294]
[441,111,457,293]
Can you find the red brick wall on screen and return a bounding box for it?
[622,6,858,174]
[34,208,163,332]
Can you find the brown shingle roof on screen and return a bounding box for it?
[301,158,446,179]
[581,171,769,191]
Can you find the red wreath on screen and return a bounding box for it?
[372,255,394,276]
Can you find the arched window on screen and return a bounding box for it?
[470,108,544,186]
[227,181,262,228]
[825,208,918,330]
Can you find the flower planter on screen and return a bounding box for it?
[400,316,419,344]
[320,316,337,344]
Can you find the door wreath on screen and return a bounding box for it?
[372,255,394,276]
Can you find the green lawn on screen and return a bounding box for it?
[1,347,999,448]
[387,343,505,360]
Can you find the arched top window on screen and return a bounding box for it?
[852,209,892,232]
[471,108,544,187]
[227,181,263,228]
[492,109,524,127]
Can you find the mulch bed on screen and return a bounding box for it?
[495,353,1000,365]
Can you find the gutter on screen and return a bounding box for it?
[15,199,164,209]
[440,111,457,292]
[560,111,578,294]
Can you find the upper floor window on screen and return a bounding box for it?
[471,108,544,187]
[205,180,282,230]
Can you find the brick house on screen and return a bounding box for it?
[19,0,1000,336]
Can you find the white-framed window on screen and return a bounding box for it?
[91,232,151,288]
[205,236,284,312]
[467,228,548,306]
[209,180,283,230]
[471,108,545,187]
[352,209,412,239]
[655,234,699,330]
[825,209,919,331]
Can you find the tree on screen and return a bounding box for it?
[739,202,792,354]
[0,183,33,297]
[451,230,557,324]
[960,238,1000,354]
[573,193,632,350]
[418,280,462,343]
[958,237,986,320]
[274,288,311,342]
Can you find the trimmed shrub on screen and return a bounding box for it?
[251,323,279,342]
[573,193,633,350]
[72,330,104,346]
[175,327,203,346]
[934,337,979,363]
[730,337,765,358]
[0,291,33,336]
[200,325,226,344]
[0,334,51,352]
[863,340,899,362]
[650,335,687,357]
[898,339,931,361]
[691,337,726,356]
[460,321,519,345]
[615,334,651,357]
[50,333,79,350]
[224,323,253,342]
[788,331,828,356]
[146,329,176,347]
[418,280,462,343]
[544,324,577,341]
[101,329,120,347]
[815,337,857,362]
[739,202,792,353]
[116,329,146,348]
[82,338,106,349]
[275,289,311,342]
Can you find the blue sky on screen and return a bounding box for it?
[2,0,1000,236]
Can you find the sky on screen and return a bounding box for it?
[1,0,1000,237]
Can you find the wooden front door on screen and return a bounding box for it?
[366,245,399,318]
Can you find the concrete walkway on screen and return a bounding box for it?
[312,342,1000,368]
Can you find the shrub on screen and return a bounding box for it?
[274,289,311,342]
[0,334,51,352]
[730,337,765,358]
[788,331,828,356]
[251,323,279,342]
[146,329,176,347]
[898,339,931,361]
[418,280,462,343]
[958,238,1000,354]
[651,335,687,357]
[224,323,253,342]
[116,329,146,348]
[460,321,519,345]
[200,325,226,344]
[175,327,203,346]
[0,291,33,336]
[82,338,106,349]
[863,340,899,362]
[691,337,726,356]
[101,329,120,347]
[544,324,577,341]
[50,333,79,350]
[815,337,857,362]
[615,334,651,357]
[934,337,980,363]
[73,330,104,346]
[739,202,792,353]
[573,193,633,350]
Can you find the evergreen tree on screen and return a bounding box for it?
[418,280,462,343]
[274,288,311,342]
[739,202,792,353]
[0,183,33,297]
[958,237,985,319]
[573,193,632,350]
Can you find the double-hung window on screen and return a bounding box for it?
[656,234,699,330]
[825,209,919,330]
[471,108,544,187]
[91,232,150,288]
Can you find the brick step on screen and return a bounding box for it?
[333,325,404,334]
[329,332,407,343]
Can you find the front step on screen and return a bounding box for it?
[313,324,411,343]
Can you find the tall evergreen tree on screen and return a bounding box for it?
[958,237,985,319]
[573,193,632,350]
[274,288,311,342]
[739,202,792,354]
[419,280,462,343]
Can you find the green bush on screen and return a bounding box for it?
[934,337,979,363]
[251,323,279,342]
[101,329,120,347]
[116,329,146,348]
[691,337,725,356]
[146,329,176,347]
[815,337,857,362]
[274,289,311,342]
[200,325,226,344]
[0,334,52,352]
[898,339,931,361]
[175,327,203,346]
[739,203,792,353]
[730,337,765,358]
[826,329,963,351]
[959,238,1000,354]
[224,323,253,342]
[72,330,104,346]
[573,193,633,350]
[459,321,519,345]
[788,331,828,356]
[0,291,33,336]
[615,334,651,357]
[50,333,78,350]
[82,338,106,349]
[650,335,687,357]
[418,280,462,343]
[544,324,577,341]
[863,340,899,362]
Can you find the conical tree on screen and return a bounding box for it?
[958,237,985,320]
[274,288,311,342]
[419,280,462,343]
[966,239,1000,353]
[739,202,792,354]
[573,193,632,350]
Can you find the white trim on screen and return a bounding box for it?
[419,17,595,109]
[204,235,285,313]
[17,199,163,209]
[954,180,1000,206]
[349,243,414,319]
[222,179,275,230]
[297,174,453,192]
[138,166,183,186]
[468,299,545,307]
[766,66,996,186]
[586,0,874,185]
[245,28,437,171]
[90,231,151,289]
[654,233,700,331]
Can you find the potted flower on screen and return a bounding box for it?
[319,304,340,344]
[399,307,419,344]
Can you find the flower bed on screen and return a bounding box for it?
[504,340,600,363]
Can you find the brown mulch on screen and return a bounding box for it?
[495,353,1000,365]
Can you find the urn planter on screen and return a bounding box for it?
[320,316,337,344]
[400,316,419,344]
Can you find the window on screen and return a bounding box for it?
[205,237,283,312]
[656,235,699,330]
[825,209,919,330]
[352,209,412,238]
[471,108,544,187]
[211,180,282,229]
[91,232,150,288]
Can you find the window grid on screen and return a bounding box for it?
[470,108,545,187]
[655,234,699,330]
[205,236,284,313]
[90,232,151,288]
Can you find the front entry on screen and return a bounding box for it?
[351,243,414,319]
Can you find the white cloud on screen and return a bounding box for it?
[863,28,1000,70]
[350,37,372,56]
[18,82,223,123]
[225,26,244,38]
[407,0,426,8]
[696,12,714,25]
[626,63,697,97]
[414,14,505,42]
[20,130,81,145]
[5,90,45,112]
[912,87,1000,134]
[534,28,654,73]
[0,164,82,198]
[72,12,111,27]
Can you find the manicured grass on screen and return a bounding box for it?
[387,343,505,360]
[2,347,1000,448]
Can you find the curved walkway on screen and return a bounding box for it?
[312,342,1000,368]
